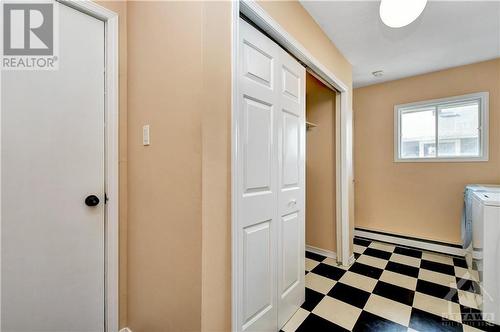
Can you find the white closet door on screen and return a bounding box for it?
[236,18,305,332]
[237,19,279,332]
[277,48,306,329]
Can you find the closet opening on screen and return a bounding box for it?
[305,71,342,262]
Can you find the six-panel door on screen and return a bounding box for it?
[277,52,306,330]
[237,18,305,332]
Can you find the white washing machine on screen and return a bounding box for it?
[471,191,500,325]
[463,185,500,269]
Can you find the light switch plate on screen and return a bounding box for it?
[143,125,150,146]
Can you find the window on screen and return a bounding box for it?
[395,92,488,162]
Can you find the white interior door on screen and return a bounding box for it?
[237,19,279,332]
[1,3,105,331]
[236,18,305,332]
[277,46,305,329]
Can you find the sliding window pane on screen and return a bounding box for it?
[401,107,436,158]
[438,101,479,157]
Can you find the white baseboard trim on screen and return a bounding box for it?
[348,254,355,266]
[119,328,132,332]
[354,229,465,257]
[306,245,337,260]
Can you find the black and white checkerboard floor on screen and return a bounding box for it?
[282,237,500,332]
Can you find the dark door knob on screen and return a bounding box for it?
[85,195,100,207]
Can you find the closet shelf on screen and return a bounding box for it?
[306,121,318,130]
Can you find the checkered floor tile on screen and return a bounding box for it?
[282,237,500,332]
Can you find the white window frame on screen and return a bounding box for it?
[394,92,489,162]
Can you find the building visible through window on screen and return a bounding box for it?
[395,93,488,162]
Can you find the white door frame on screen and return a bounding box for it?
[0,1,119,331]
[231,0,353,330]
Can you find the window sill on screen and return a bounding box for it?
[394,157,489,163]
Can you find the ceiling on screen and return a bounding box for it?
[300,1,500,88]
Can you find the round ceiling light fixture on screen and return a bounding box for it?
[379,0,428,28]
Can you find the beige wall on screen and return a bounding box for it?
[306,74,337,252]
[354,59,500,245]
[200,1,232,331]
[127,2,203,331]
[96,1,352,330]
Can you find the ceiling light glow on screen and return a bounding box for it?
[379,0,428,28]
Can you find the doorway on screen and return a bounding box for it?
[305,73,339,258]
[0,1,118,331]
